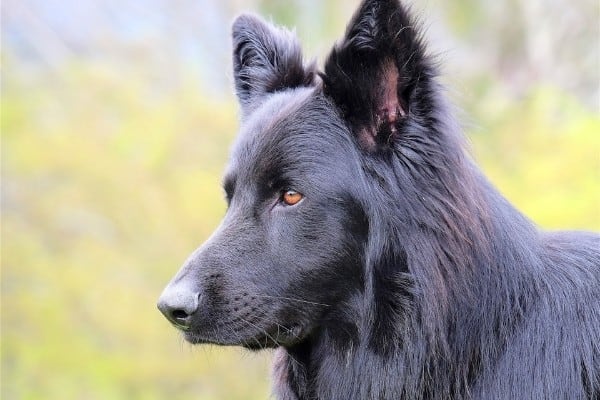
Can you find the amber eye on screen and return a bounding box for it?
[281,190,303,206]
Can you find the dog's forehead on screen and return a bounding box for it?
[240,87,315,141]
[229,87,322,168]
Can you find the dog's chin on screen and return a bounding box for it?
[180,324,307,350]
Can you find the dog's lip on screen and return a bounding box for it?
[182,330,228,345]
[169,321,191,331]
[179,322,307,348]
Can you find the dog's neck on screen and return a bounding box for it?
[272,332,356,400]
[271,322,429,400]
[271,275,432,400]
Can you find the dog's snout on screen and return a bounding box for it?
[157,287,200,330]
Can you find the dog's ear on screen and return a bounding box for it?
[323,0,433,152]
[232,14,316,118]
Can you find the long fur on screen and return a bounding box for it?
[158,1,600,399]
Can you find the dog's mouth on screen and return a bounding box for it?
[179,322,306,350]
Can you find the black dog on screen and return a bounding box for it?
[158,0,600,398]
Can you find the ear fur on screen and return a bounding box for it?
[323,0,433,152]
[232,14,317,118]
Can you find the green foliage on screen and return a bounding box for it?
[469,86,600,230]
[2,49,598,400]
[2,65,270,399]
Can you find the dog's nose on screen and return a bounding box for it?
[157,287,199,330]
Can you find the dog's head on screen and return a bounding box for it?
[158,0,436,349]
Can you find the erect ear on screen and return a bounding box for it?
[231,14,317,118]
[323,0,433,152]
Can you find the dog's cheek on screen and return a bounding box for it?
[283,213,362,293]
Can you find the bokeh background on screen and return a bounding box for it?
[2,0,599,399]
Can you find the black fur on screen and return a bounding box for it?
[158,1,600,398]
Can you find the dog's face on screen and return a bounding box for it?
[158,0,432,349]
[158,87,366,349]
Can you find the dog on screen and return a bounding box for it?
[158,0,600,398]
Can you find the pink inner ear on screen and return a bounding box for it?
[378,62,405,123]
[374,62,406,140]
[357,61,407,151]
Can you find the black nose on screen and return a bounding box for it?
[157,288,199,330]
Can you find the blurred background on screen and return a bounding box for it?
[1,0,599,399]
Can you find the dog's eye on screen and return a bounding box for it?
[281,190,303,206]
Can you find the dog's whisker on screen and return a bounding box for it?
[232,317,266,349]
[253,294,331,307]
[239,316,280,348]
[245,309,299,341]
